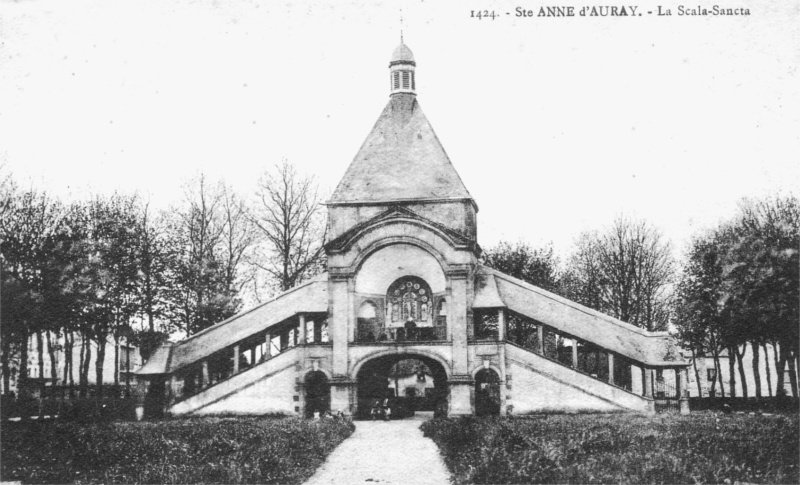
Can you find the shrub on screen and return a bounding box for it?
[421,413,800,484]
[1,417,354,484]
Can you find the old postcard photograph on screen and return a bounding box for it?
[1,0,798,483]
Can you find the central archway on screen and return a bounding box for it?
[354,353,449,419]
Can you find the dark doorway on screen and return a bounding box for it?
[355,354,448,420]
[143,377,166,419]
[305,370,330,417]
[475,368,501,416]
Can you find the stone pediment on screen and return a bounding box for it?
[325,205,477,254]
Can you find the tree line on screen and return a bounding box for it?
[2,158,797,400]
[481,196,799,398]
[0,162,325,396]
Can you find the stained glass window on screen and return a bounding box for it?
[386,276,432,324]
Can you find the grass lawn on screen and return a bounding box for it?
[1,416,354,484]
[421,412,799,484]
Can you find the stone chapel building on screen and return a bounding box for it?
[136,42,690,418]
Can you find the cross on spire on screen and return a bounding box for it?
[400,10,404,43]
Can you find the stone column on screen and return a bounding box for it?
[448,375,473,416]
[202,361,210,388]
[233,345,240,374]
[135,378,148,420]
[264,332,272,358]
[498,309,508,416]
[631,364,643,395]
[298,314,307,345]
[642,366,655,413]
[448,269,472,416]
[572,339,579,369]
[679,367,691,415]
[537,325,544,355]
[168,375,179,406]
[329,272,353,413]
[449,270,470,376]
[608,353,615,385]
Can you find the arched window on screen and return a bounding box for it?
[386,276,432,324]
[357,301,379,341]
[437,299,447,326]
[359,301,377,319]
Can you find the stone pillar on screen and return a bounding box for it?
[250,347,256,366]
[168,375,179,406]
[264,332,272,358]
[498,309,508,416]
[448,269,472,415]
[631,364,643,395]
[537,325,544,354]
[347,278,356,343]
[608,353,615,385]
[329,273,353,413]
[298,314,307,345]
[449,271,469,376]
[202,361,210,388]
[233,345,240,374]
[330,377,355,415]
[448,375,473,416]
[572,339,579,369]
[642,366,655,412]
[679,367,691,415]
[330,274,350,377]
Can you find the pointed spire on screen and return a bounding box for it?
[400,9,404,44]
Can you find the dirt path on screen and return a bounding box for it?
[304,413,452,485]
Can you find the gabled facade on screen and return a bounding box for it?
[136,42,690,418]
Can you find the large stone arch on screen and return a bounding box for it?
[329,219,473,272]
[350,347,453,380]
[351,348,453,419]
[353,237,450,276]
[331,215,470,256]
[354,242,447,295]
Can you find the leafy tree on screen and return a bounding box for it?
[0,189,67,398]
[481,241,561,293]
[59,194,142,395]
[720,196,799,397]
[675,231,729,397]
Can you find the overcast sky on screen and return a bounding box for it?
[2,0,798,260]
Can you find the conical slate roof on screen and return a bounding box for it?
[329,93,473,204]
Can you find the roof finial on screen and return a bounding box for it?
[400,9,404,43]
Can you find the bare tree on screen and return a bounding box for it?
[250,160,326,295]
[170,174,254,335]
[220,185,257,296]
[565,216,675,331]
